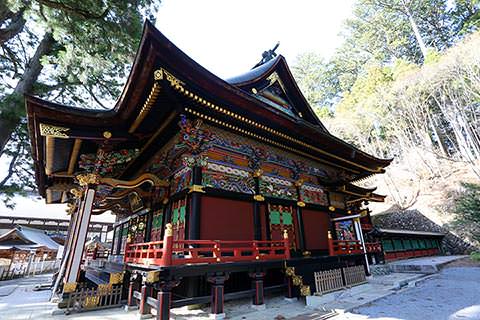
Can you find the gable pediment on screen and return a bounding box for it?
[227,56,327,131]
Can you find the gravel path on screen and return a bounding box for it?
[343,267,480,320]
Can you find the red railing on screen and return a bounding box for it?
[328,239,364,256]
[124,227,290,267]
[365,242,382,253]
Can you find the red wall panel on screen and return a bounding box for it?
[302,209,330,251]
[200,196,254,240]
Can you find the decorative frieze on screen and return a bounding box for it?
[39,123,70,138]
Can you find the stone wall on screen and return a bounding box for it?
[371,209,478,254]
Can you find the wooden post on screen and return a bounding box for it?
[155,280,180,320]
[127,279,135,307]
[328,231,335,256]
[156,290,171,320]
[295,181,306,252]
[283,229,291,260]
[253,172,262,241]
[250,272,266,307]
[285,276,295,299]
[253,202,262,241]
[295,206,306,252]
[188,166,202,241]
[162,224,173,266]
[207,274,229,318]
[139,284,150,316]
[145,209,154,243]
[64,180,96,290]
[353,217,370,275]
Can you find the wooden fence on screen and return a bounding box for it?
[343,265,367,287]
[314,268,344,294]
[0,259,61,281]
[314,265,367,295]
[65,284,123,314]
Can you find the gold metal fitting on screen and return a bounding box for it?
[252,169,263,178]
[103,131,112,139]
[109,272,124,285]
[285,267,295,277]
[70,188,83,199]
[295,179,304,187]
[297,201,306,207]
[292,275,303,286]
[328,206,336,212]
[63,282,77,293]
[188,185,205,193]
[253,194,265,202]
[300,284,311,296]
[145,271,159,284]
[76,173,100,187]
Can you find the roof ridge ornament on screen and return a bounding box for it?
[253,42,280,69]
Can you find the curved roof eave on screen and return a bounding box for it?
[226,57,279,85]
[25,20,392,173]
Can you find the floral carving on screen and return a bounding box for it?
[177,114,211,154]
[79,148,139,176]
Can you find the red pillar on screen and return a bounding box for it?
[250,272,266,306]
[207,274,229,318]
[154,280,179,320]
[139,285,150,316]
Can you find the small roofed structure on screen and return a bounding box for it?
[369,227,445,261]
[0,225,60,263]
[84,236,111,261]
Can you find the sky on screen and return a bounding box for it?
[155,0,354,78]
[0,0,354,222]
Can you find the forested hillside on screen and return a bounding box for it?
[293,0,480,249]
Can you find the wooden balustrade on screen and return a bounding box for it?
[124,224,290,266]
[365,242,382,253]
[328,239,364,256]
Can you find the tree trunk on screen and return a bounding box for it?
[427,111,448,157]
[0,32,55,153]
[402,2,428,60]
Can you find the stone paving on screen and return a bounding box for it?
[340,266,480,320]
[388,255,468,274]
[0,256,476,320]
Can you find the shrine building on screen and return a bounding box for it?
[26,21,393,318]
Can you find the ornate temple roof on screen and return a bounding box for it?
[26,21,392,204]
